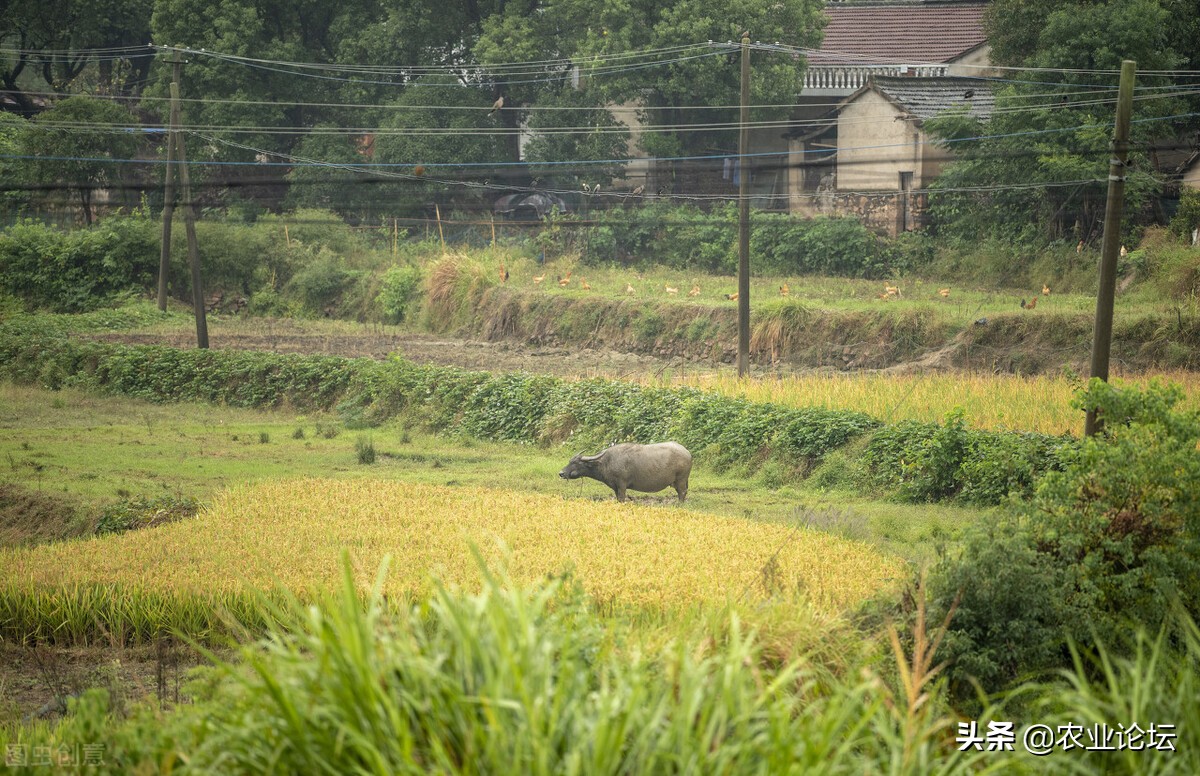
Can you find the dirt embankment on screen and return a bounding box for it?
[435,287,1200,375]
[84,290,1200,377]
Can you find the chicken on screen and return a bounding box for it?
[779,282,790,297]
[533,273,546,285]
[499,263,509,284]
[581,278,591,290]
[1020,297,1038,310]
[664,284,678,295]
[1042,284,1050,295]
[688,284,701,297]
[1076,240,1084,254]
[625,283,636,296]
[1120,245,1128,258]
[558,271,572,288]
[938,287,950,298]
[724,292,739,301]
[884,285,901,297]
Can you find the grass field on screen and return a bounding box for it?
[0,384,983,561]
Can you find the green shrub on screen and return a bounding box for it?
[1169,187,1200,242]
[377,264,423,323]
[931,380,1200,698]
[0,214,158,312]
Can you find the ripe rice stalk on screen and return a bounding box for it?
[0,480,903,645]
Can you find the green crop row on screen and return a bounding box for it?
[0,325,1073,505]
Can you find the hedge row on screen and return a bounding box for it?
[0,330,1073,504]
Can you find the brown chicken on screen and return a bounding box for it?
[779,282,790,297]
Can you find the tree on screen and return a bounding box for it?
[285,130,383,223]
[0,113,30,215]
[522,86,631,190]
[19,96,142,223]
[0,0,154,115]
[476,0,826,162]
[927,0,1195,244]
[370,77,507,220]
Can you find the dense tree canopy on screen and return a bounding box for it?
[927,0,1199,243]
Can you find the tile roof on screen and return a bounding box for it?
[810,1,990,66]
[866,76,996,121]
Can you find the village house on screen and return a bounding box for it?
[610,0,995,233]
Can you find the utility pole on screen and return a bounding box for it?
[1084,59,1135,436]
[156,58,180,311]
[736,31,751,377]
[166,56,208,349]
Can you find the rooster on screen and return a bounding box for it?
[724,292,739,301]
[558,271,572,288]
[1020,297,1038,310]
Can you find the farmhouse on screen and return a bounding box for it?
[782,0,995,233]
[792,75,996,234]
[612,0,995,229]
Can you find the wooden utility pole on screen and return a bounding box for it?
[156,59,181,311]
[736,31,751,377]
[1085,59,1135,436]
[167,59,208,349]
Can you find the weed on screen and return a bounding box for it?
[258,431,270,444]
[355,436,376,465]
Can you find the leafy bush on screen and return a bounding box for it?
[377,264,423,323]
[864,410,1067,504]
[0,214,158,311]
[1169,187,1200,242]
[930,380,1200,697]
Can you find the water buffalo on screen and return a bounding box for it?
[559,442,692,502]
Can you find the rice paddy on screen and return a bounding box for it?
[666,370,1200,435]
[0,479,902,625]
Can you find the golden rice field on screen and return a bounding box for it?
[668,371,1200,435]
[0,479,901,614]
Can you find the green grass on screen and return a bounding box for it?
[0,383,984,561]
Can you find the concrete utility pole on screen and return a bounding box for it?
[164,55,208,349]
[1085,59,1135,436]
[736,31,751,377]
